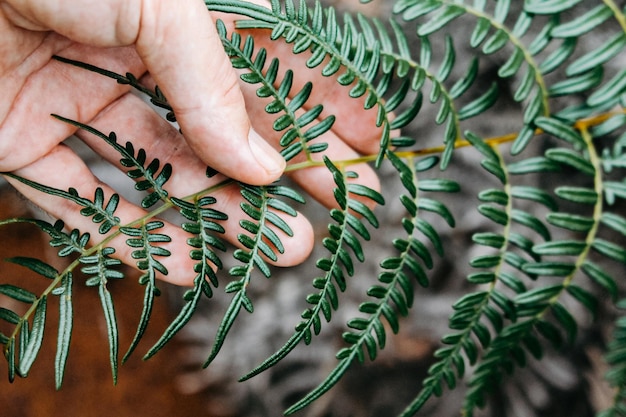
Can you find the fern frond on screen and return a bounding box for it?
[16,296,47,379]
[52,115,172,209]
[51,56,175,122]
[523,0,583,14]
[211,0,403,167]
[0,284,37,306]
[551,4,626,120]
[0,262,70,391]
[5,256,60,281]
[4,174,121,234]
[52,273,73,389]
[217,20,334,161]
[459,109,626,416]
[119,221,170,361]
[79,247,123,383]
[285,153,457,415]
[0,258,55,382]
[599,299,626,417]
[384,19,470,166]
[401,128,571,415]
[176,196,227,288]
[394,0,559,156]
[203,183,304,367]
[0,219,91,258]
[144,196,226,360]
[0,219,90,388]
[143,196,228,357]
[1,1,625,415]
[240,157,383,384]
[97,281,118,384]
[460,320,538,415]
[217,0,532,168]
[45,221,91,257]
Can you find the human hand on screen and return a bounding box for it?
[0,0,382,285]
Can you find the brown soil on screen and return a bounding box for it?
[0,187,215,417]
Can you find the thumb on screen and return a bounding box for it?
[2,0,286,185]
[133,0,286,184]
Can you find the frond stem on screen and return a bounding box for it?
[604,0,626,34]
[545,124,603,304]
[460,120,606,415]
[401,145,513,417]
[285,109,625,173]
[443,0,550,117]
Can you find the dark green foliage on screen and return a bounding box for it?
[1,1,626,416]
[52,116,173,209]
[282,154,457,415]
[217,20,335,160]
[120,221,170,361]
[241,157,384,387]
[599,299,626,417]
[203,183,304,367]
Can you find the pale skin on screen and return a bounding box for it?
[0,0,382,286]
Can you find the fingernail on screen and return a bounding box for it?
[248,128,286,177]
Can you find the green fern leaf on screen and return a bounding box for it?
[567,284,598,316]
[549,67,604,97]
[120,221,171,361]
[290,152,459,411]
[523,0,583,14]
[53,116,171,209]
[240,158,382,382]
[2,174,121,234]
[535,116,585,148]
[6,257,58,280]
[546,148,595,175]
[550,301,577,345]
[17,296,47,378]
[417,5,465,36]
[588,69,626,107]
[539,38,577,75]
[0,285,37,304]
[54,273,73,389]
[1,1,625,416]
[204,184,301,366]
[567,33,626,76]
[532,240,587,256]
[98,283,118,384]
[551,4,613,38]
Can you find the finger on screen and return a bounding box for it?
[4,145,197,286]
[71,93,314,263]
[137,70,382,210]
[246,33,384,155]
[0,8,49,116]
[0,40,142,172]
[5,144,313,287]
[235,70,382,210]
[212,6,384,156]
[2,0,286,184]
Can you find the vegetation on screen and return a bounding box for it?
[1,0,626,415]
